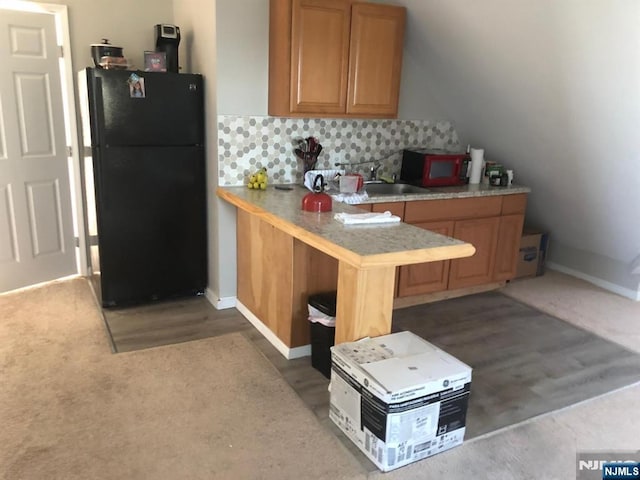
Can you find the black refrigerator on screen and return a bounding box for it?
[84,68,207,308]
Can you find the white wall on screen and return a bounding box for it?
[43,0,174,72]
[173,0,236,306]
[216,0,269,115]
[397,0,640,298]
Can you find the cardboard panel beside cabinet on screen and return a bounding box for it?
[515,228,549,279]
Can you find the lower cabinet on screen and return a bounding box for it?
[397,194,527,297]
[397,220,453,295]
[494,214,526,281]
[448,216,500,289]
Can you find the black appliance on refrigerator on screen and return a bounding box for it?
[154,24,180,73]
[84,67,207,308]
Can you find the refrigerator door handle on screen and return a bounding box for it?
[87,69,106,147]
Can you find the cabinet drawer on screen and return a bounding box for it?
[501,194,527,215]
[405,196,503,223]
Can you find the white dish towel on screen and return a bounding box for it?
[334,211,401,225]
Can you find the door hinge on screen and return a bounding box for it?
[59,45,64,58]
[67,146,72,157]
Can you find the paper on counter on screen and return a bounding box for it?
[334,210,401,225]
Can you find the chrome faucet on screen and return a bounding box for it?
[369,164,382,181]
[335,152,397,183]
[334,159,383,182]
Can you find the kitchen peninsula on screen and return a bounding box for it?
[217,185,476,358]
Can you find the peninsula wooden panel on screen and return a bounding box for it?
[397,220,454,296]
[335,262,396,343]
[237,210,295,344]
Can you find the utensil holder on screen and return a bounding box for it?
[301,153,319,174]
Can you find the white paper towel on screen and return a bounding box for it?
[469,148,484,184]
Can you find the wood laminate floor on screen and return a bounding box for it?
[102,290,640,470]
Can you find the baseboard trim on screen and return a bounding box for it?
[546,262,640,301]
[235,300,311,359]
[204,288,237,310]
[393,282,505,309]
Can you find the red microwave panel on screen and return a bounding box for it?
[400,149,469,187]
[422,155,464,186]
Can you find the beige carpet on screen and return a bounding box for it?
[0,278,364,480]
[502,270,640,354]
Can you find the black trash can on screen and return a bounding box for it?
[308,291,337,379]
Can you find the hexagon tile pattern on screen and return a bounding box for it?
[218,115,461,186]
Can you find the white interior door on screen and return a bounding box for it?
[0,9,76,292]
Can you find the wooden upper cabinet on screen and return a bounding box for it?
[269,0,406,118]
[347,3,406,116]
[290,0,352,114]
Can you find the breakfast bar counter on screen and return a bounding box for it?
[217,185,476,358]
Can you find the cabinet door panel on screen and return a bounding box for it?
[494,214,525,281]
[449,217,499,289]
[347,3,405,116]
[398,220,454,296]
[290,0,351,113]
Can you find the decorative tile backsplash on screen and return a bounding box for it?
[217,115,461,186]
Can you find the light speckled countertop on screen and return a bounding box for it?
[217,185,478,268]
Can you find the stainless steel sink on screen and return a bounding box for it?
[364,183,428,196]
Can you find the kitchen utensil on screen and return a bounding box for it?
[292,137,306,149]
[307,136,317,153]
[302,175,332,212]
[91,39,124,67]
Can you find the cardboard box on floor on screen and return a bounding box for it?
[515,227,549,279]
[329,331,472,472]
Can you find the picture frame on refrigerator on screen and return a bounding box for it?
[144,51,167,72]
